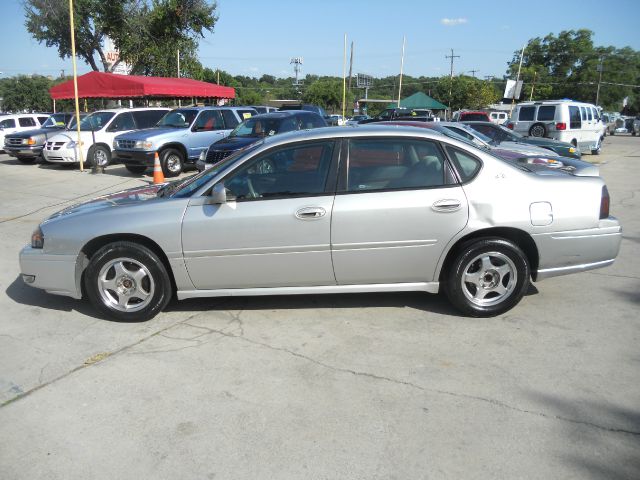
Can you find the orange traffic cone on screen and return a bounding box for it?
[153,152,165,184]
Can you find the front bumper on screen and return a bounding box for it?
[42,147,78,163]
[4,145,43,158]
[532,218,622,281]
[19,246,83,299]
[113,149,156,166]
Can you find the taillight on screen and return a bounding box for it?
[507,123,514,130]
[600,186,610,219]
[555,122,567,131]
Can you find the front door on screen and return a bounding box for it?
[181,140,338,289]
[331,137,469,285]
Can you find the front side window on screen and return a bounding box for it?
[157,109,198,128]
[224,141,334,201]
[80,112,115,131]
[42,114,68,127]
[518,106,535,121]
[107,112,136,132]
[37,116,49,125]
[18,117,37,127]
[537,105,556,121]
[193,110,225,131]
[344,138,446,192]
[569,106,582,129]
[587,108,593,121]
[0,118,16,128]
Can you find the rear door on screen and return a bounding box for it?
[331,137,469,285]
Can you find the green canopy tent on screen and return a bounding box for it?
[387,91,448,110]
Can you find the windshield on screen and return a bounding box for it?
[80,112,115,131]
[164,143,262,199]
[42,113,67,128]
[229,116,296,138]
[444,125,492,147]
[156,109,199,128]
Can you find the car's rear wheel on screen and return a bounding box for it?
[160,148,183,177]
[84,241,172,322]
[444,238,530,317]
[125,164,147,175]
[529,123,547,137]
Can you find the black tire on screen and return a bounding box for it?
[17,156,37,164]
[160,148,184,177]
[444,238,530,317]
[125,164,147,175]
[83,241,172,322]
[87,145,112,168]
[528,123,547,137]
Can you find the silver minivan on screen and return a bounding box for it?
[510,100,605,154]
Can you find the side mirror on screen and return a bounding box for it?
[206,182,228,204]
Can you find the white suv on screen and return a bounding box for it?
[0,113,49,151]
[42,108,169,167]
[510,100,605,154]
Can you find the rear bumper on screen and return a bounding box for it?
[19,246,83,299]
[532,218,622,281]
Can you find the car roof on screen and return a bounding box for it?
[248,110,321,120]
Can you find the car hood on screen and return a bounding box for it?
[115,127,189,141]
[44,184,164,223]
[5,127,63,139]
[211,135,260,151]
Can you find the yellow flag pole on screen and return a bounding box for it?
[342,33,347,122]
[69,0,84,171]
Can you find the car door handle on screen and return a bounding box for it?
[295,207,326,220]
[432,199,462,212]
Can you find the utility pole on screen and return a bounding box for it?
[445,49,460,117]
[347,41,354,92]
[596,57,603,106]
[469,69,479,78]
[397,36,406,107]
[529,70,537,101]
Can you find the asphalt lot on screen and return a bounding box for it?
[0,137,638,479]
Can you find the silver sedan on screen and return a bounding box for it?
[20,126,622,321]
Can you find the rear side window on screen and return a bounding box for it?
[445,146,482,182]
[345,138,446,192]
[302,114,326,129]
[0,118,16,128]
[569,106,582,129]
[518,107,535,121]
[18,117,37,127]
[537,106,556,121]
[132,110,168,128]
[221,110,239,129]
[37,116,49,125]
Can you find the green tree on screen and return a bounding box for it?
[302,78,351,113]
[0,75,54,112]
[24,0,218,77]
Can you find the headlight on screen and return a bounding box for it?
[31,226,44,249]
[135,140,154,150]
[67,140,83,148]
[199,149,207,162]
[26,137,37,146]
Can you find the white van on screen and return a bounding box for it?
[488,111,509,125]
[510,100,605,154]
[42,107,169,167]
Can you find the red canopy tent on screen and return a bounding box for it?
[49,71,235,100]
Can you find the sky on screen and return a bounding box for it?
[1,0,639,80]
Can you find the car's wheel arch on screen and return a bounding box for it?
[159,143,188,161]
[437,227,540,284]
[78,233,177,296]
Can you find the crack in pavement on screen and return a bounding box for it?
[3,308,639,438]
[181,320,640,438]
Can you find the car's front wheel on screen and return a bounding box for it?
[88,145,112,168]
[444,238,530,317]
[160,148,184,177]
[84,241,172,321]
